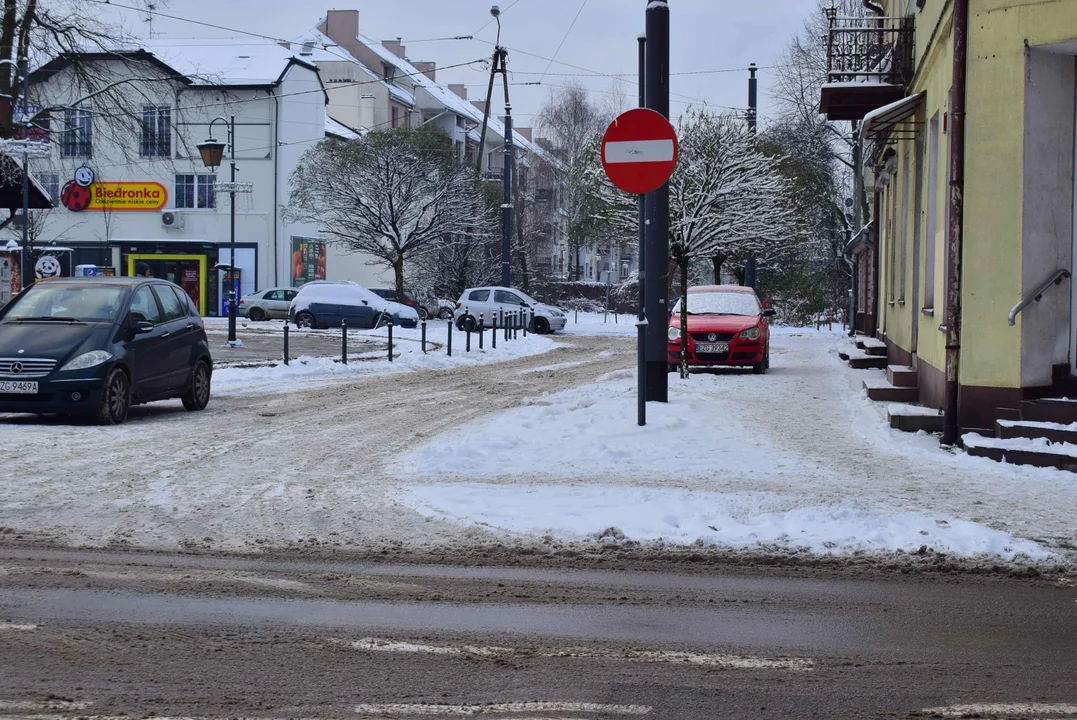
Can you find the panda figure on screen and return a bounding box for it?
[35,254,62,280]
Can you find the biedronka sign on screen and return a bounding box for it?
[85,182,168,211]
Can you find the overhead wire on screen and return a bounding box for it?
[537,0,589,85]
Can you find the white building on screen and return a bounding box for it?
[19,39,352,315]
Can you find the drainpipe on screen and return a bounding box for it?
[872,177,881,338]
[941,0,968,446]
[272,88,281,287]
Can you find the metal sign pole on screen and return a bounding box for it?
[644,0,670,403]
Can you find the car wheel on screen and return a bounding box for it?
[534,317,550,335]
[94,368,130,425]
[668,363,678,373]
[457,315,477,332]
[753,361,766,375]
[248,306,267,322]
[181,360,212,412]
[765,346,770,370]
[417,306,430,321]
[438,307,453,320]
[374,312,393,329]
[295,312,316,329]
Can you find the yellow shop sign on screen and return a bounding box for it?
[84,182,168,211]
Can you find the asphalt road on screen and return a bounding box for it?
[1,548,1074,720]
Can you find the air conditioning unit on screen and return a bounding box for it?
[161,210,184,230]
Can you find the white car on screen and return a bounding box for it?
[289,281,420,330]
[453,286,567,335]
[239,287,299,321]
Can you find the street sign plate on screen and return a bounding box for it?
[601,108,679,195]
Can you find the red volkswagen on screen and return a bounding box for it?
[667,285,776,374]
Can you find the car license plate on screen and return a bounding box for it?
[695,343,728,354]
[0,380,38,394]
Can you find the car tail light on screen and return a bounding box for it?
[405,300,415,306]
[455,302,461,309]
[239,299,245,305]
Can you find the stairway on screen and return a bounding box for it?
[964,398,1077,472]
[838,337,944,433]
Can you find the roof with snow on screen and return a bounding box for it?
[325,116,365,140]
[293,28,415,107]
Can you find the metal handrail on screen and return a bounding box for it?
[1008,268,1071,326]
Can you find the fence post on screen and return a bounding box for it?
[387,319,394,362]
[341,318,348,364]
[447,318,453,357]
[421,319,427,354]
[478,313,485,350]
[283,323,289,365]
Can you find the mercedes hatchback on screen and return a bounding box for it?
[0,277,213,425]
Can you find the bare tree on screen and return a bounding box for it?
[286,127,494,299]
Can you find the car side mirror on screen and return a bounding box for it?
[763,307,777,317]
[362,300,368,305]
[132,320,155,334]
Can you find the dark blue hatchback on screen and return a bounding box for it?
[0,277,213,424]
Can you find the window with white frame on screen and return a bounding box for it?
[61,106,92,157]
[174,174,217,209]
[140,106,171,157]
[38,173,60,202]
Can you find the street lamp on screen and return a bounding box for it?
[197,115,251,347]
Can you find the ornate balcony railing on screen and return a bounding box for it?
[826,15,914,88]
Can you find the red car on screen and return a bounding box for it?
[667,285,776,374]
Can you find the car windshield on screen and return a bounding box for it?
[671,291,761,317]
[2,284,127,323]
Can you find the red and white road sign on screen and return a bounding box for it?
[600,108,679,195]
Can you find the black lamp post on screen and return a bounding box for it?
[197,115,247,346]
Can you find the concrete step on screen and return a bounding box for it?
[863,377,918,403]
[963,433,1077,472]
[856,338,888,357]
[837,349,852,361]
[997,419,1077,445]
[888,403,943,433]
[1020,398,1077,425]
[848,354,889,370]
[886,365,918,388]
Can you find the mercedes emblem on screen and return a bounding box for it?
[9,362,23,375]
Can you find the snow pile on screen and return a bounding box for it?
[398,483,1053,561]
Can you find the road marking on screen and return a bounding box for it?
[924,704,1077,717]
[353,702,651,716]
[0,623,37,631]
[345,637,812,671]
[603,139,675,164]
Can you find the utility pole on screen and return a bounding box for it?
[477,6,513,288]
[644,0,669,403]
[19,55,30,289]
[637,31,647,426]
[743,63,758,291]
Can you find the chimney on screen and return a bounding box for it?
[323,10,359,46]
[382,37,406,59]
[413,61,436,82]
[449,83,467,100]
[516,127,533,142]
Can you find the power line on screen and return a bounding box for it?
[537,0,589,85]
[471,0,526,38]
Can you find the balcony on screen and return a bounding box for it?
[819,14,914,122]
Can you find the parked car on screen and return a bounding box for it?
[369,288,430,320]
[667,285,776,374]
[453,286,567,335]
[289,281,420,330]
[240,287,299,321]
[0,277,213,425]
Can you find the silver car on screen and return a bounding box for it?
[239,287,299,321]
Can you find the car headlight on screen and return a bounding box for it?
[668,326,681,341]
[60,350,113,372]
[739,327,762,340]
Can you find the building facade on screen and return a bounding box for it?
[822,0,1077,435]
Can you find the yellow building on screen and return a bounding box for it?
[822,0,1077,445]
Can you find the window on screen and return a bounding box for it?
[494,290,526,305]
[924,112,939,310]
[38,173,60,202]
[154,284,187,321]
[392,106,399,128]
[383,64,395,82]
[175,174,217,209]
[61,106,92,157]
[468,289,490,302]
[129,286,162,324]
[140,106,171,157]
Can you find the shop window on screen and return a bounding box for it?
[175,174,217,209]
[61,106,92,157]
[140,106,171,157]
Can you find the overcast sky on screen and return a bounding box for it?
[109,0,813,132]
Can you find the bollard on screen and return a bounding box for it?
[387,319,394,362]
[421,320,427,354]
[615,310,619,324]
[283,323,290,365]
[492,318,497,349]
[522,308,527,337]
[513,312,518,340]
[504,310,509,342]
[478,313,484,350]
[447,318,453,357]
[466,321,471,352]
[530,308,536,334]
[575,308,578,323]
[341,318,348,364]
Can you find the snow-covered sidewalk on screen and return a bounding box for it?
[392,326,1077,563]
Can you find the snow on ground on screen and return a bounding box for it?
[211,324,555,396]
[559,311,639,337]
[392,326,1077,561]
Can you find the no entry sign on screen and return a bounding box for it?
[601,108,679,195]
